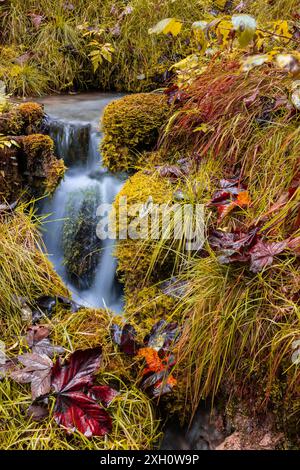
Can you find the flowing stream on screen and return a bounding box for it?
[39,93,125,312]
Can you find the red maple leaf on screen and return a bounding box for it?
[51,347,113,437]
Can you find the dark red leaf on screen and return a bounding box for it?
[111,324,139,355]
[249,240,287,273]
[87,385,119,407]
[51,347,102,394]
[54,391,112,437]
[26,325,50,346]
[209,228,258,264]
[156,165,185,179]
[209,178,250,222]
[28,13,44,29]
[141,369,177,398]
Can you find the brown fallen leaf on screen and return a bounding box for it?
[10,352,53,400]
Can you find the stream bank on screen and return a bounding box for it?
[39,93,126,311]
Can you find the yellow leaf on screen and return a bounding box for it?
[272,20,292,44]
[216,19,233,48]
[148,18,182,36]
[170,54,200,71]
[192,21,208,52]
[254,30,266,50]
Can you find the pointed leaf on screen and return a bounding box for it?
[54,391,112,437]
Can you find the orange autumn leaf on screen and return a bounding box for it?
[138,347,164,375]
[235,190,251,207]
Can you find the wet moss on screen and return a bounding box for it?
[62,187,102,289]
[18,102,44,134]
[113,171,173,289]
[101,93,169,172]
[22,134,65,196]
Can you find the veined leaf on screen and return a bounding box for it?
[148,18,182,36]
[232,14,256,48]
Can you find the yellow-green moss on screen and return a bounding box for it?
[125,284,177,330]
[22,134,54,160]
[22,134,65,196]
[18,102,44,133]
[113,171,173,287]
[45,158,66,195]
[101,93,169,172]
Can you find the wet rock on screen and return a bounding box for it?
[32,295,82,323]
[62,186,102,289]
[46,120,91,167]
[0,145,22,201]
[161,403,226,450]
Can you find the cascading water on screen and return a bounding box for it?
[39,93,125,312]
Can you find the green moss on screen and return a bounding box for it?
[101,93,169,172]
[125,284,177,330]
[62,187,102,289]
[113,171,173,288]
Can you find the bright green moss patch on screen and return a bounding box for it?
[101,93,169,172]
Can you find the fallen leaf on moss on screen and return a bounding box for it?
[209,178,250,222]
[25,325,65,358]
[11,352,53,400]
[51,347,112,437]
[249,240,287,273]
[111,323,140,355]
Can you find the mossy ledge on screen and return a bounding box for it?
[0,101,65,201]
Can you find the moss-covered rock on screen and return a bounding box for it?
[62,186,102,289]
[22,133,65,197]
[113,171,173,288]
[101,93,169,172]
[0,101,64,201]
[0,107,23,135]
[17,102,44,134]
[0,144,22,201]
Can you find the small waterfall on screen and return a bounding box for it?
[40,93,125,312]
